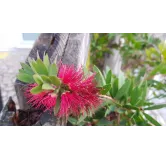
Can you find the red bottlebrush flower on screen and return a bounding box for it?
[25,84,57,111]
[57,64,101,117]
[25,64,101,117]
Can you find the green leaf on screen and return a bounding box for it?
[17,73,35,83]
[132,113,147,126]
[115,79,131,100]
[111,78,118,97]
[68,117,77,125]
[108,33,116,40]
[41,75,52,83]
[93,33,99,41]
[42,83,55,90]
[149,63,166,76]
[106,70,112,84]
[97,118,113,126]
[83,66,89,76]
[48,63,58,76]
[19,69,25,74]
[30,85,43,94]
[159,42,166,62]
[135,68,146,83]
[49,75,61,86]
[104,65,111,78]
[123,104,139,111]
[36,58,49,75]
[29,60,38,73]
[54,95,60,115]
[128,78,134,97]
[77,113,87,124]
[139,81,148,106]
[147,79,166,90]
[116,109,125,114]
[30,59,48,75]
[93,65,106,87]
[93,108,106,119]
[101,84,111,94]
[130,87,141,106]
[144,104,166,110]
[143,112,161,126]
[33,74,43,85]
[118,71,125,89]
[20,62,34,75]
[43,53,50,69]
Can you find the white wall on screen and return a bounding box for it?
[0,33,22,50]
[0,33,37,51]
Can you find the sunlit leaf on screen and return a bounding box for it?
[143,112,161,126]
[33,74,43,85]
[93,65,106,87]
[41,75,52,83]
[101,84,111,94]
[43,53,50,69]
[49,76,61,86]
[111,78,118,97]
[106,70,112,84]
[48,63,58,76]
[144,104,166,110]
[36,58,49,75]
[17,73,34,83]
[115,79,131,100]
[130,87,141,106]
[42,83,55,90]
[30,85,43,94]
[118,71,125,89]
[20,62,34,75]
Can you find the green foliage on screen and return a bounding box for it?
[40,75,52,83]
[17,53,61,95]
[33,74,43,85]
[17,73,35,83]
[93,65,106,87]
[20,62,34,75]
[143,113,161,126]
[90,33,161,71]
[43,53,50,69]
[42,83,55,90]
[69,33,164,126]
[68,63,166,126]
[105,70,112,84]
[30,85,43,94]
[49,76,61,86]
[115,79,131,100]
[49,64,58,76]
[90,34,112,69]
[30,59,48,75]
[144,104,166,110]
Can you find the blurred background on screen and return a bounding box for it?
[0,33,166,125]
[0,33,40,111]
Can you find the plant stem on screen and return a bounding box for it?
[99,95,122,107]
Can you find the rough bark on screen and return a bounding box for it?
[0,88,3,113]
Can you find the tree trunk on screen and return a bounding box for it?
[104,35,122,76]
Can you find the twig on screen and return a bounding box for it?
[99,95,122,107]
